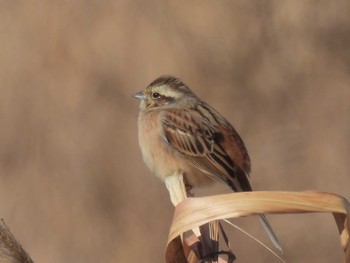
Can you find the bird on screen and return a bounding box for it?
[133,75,282,252]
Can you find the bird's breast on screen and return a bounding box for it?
[138,110,178,180]
[137,110,212,187]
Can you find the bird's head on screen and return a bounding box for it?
[133,75,197,111]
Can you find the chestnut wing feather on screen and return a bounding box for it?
[161,109,251,192]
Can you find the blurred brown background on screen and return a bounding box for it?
[0,1,349,262]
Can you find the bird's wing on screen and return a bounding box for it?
[161,108,251,192]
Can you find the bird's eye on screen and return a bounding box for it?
[152,92,161,99]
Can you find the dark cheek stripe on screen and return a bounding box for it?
[162,96,175,103]
[152,96,174,107]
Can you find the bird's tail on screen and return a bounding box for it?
[259,214,283,252]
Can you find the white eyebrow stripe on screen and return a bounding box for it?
[151,85,183,99]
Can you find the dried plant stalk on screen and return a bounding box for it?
[0,219,34,263]
[165,173,233,263]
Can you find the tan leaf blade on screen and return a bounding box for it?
[166,191,350,263]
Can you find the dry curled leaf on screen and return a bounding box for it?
[166,191,350,263]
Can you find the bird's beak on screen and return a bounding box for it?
[133,91,146,100]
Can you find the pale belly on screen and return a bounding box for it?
[137,110,213,187]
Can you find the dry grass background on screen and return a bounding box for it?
[0,1,349,262]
